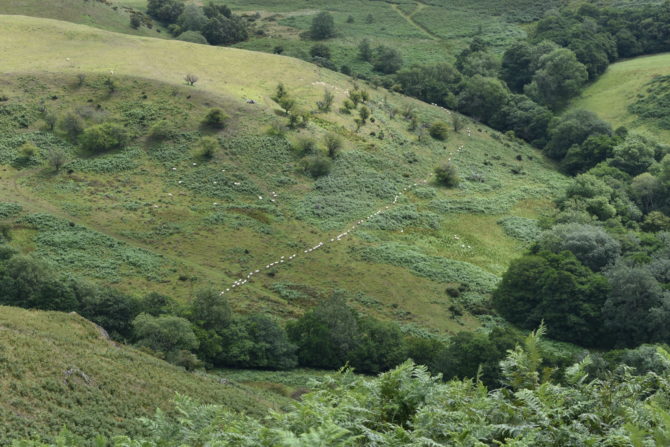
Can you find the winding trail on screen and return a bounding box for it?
[389,1,441,41]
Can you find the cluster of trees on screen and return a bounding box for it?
[494,145,670,348]
[22,332,670,446]
[147,0,247,45]
[387,2,670,155]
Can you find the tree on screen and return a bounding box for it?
[301,155,331,178]
[133,313,199,355]
[610,135,656,176]
[490,94,552,146]
[178,3,208,31]
[202,108,227,128]
[358,38,372,61]
[537,223,621,271]
[560,134,618,174]
[79,123,128,153]
[457,75,509,123]
[18,142,38,161]
[198,136,219,160]
[56,112,84,142]
[201,15,247,45]
[310,43,331,59]
[47,147,68,172]
[501,42,534,92]
[310,11,335,40]
[78,286,140,340]
[631,173,662,214]
[287,295,360,369]
[316,89,334,112]
[324,133,342,158]
[493,251,609,347]
[358,105,370,122]
[218,314,297,369]
[184,73,199,86]
[435,163,459,187]
[130,14,142,30]
[429,122,448,140]
[396,64,461,108]
[545,110,611,160]
[372,46,403,74]
[603,263,670,347]
[524,48,588,110]
[350,318,407,374]
[190,288,231,331]
[147,0,185,23]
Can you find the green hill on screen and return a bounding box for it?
[0,15,568,335]
[0,306,286,443]
[0,0,167,37]
[570,52,670,141]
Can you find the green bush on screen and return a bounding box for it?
[435,163,459,187]
[429,121,449,140]
[79,123,129,153]
[147,119,176,141]
[202,108,227,129]
[301,155,332,178]
[177,31,208,44]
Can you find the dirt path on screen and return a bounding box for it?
[389,1,441,41]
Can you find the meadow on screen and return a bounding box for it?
[0,15,568,337]
[569,52,670,141]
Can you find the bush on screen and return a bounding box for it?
[202,108,227,129]
[310,43,331,59]
[324,133,342,158]
[18,142,38,160]
[177,31,208,44]
[301,155,332,178]
[310,11,335,40]
[373,46,403,74]
[79,123,129,153]
[198,136,219,160]
[435,163,459,187]
[130,14,142,29]
[56,112,84,142]
[429,122,449,140]
[147,120,176,141]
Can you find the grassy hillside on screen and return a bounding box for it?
[0,0,167,37]
[0,15,568,337]
[0,306,287,443]
[570,52,670,142]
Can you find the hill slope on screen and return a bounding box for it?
[570,52,670,141]
[0,306,285,443]
[0,15,568,336]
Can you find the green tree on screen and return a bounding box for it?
[524,48,588,110]
[56,112,84,142]
[429,121,449,140]
[457,75,509,123]
[79,123,128,153]
[147,0,185,23]
[358,38,372,61]
[324,133,342,158]
[310,11,335,40]
[316,89,334,112]
[372,46,403,74]
[190,288,231,331]
[610,135,657,176]
[310,43,331,59]
[133,313,199,354]
[434,163,459,187]
[178,3,207,31]
[202,108,227,129]
[537,223,621,271]
[545,109,611,160]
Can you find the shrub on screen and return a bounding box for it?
[198,136,219,159]
[324,133,342,158]
[184,73,199,86]
[310,11,335,40]
[302,155,332,178]
[429,122,449,140]
[310,43,331,59]
[435,163,459,187]
[202,108,227,129]
[79,123,129,153]
[147,119,176,141]
[46,148,68,172]
[18,142,38,160]
[177,31,208,44]
[56,112,84,142]
[316,89,334,113]
[130,14,142,29]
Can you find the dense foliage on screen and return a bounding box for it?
[19,330,670,446]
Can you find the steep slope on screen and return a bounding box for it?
[0,306,285,443]
[0,15,568,336]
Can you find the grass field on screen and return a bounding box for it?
[0,0,169,37]
[0,306,288,443]
[570,52,670,142]
[0,15,568,338]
